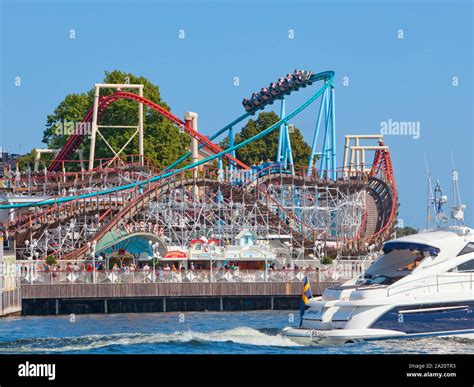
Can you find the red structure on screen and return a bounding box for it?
[48,91,248,172]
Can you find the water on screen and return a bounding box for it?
[0,311,472,354]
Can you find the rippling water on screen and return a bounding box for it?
[0,311,472,354]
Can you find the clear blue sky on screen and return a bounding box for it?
[0,0,472,228]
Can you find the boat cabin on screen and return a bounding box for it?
[360,227,474,286]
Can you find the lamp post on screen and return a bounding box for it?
[26,239,38,275]
[70,219,75,246]
[32,239,37,259]
[153,244,160,283]
[27,239,37,259]
[207,244,213,283]
[315,243,322,263]
[148,240,154,281]
[315,243,322,282]
[25,239,30,260]
[92,240,97,282]
[148,240,153,253]
[149,241,160,283]
[87,240,97,283]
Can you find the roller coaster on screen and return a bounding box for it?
[0,70,398,265]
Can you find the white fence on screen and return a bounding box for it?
[19,268,351,285]
[17,258,372,285]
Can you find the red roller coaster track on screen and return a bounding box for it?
[367,140,398,240]
[370,140,396,188]
[48,91,248,172]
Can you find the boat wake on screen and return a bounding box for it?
[0,327,301,353]
[1,326,472,354]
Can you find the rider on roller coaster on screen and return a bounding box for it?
[241,70,313,113]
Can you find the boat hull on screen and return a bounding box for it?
[281,327,406,345]
[281,326,474,345]
[369,301,474,334]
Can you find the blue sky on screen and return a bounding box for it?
[0,0,472,228]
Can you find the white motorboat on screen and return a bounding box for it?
[283,226,474,344]
[283,175,474,345]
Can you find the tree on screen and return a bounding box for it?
[395,226,418,237]
[15,150,37,171]
[220,112,312,167]
[321,255,333,265]
[45,255,57,266]
[42,70,190,170]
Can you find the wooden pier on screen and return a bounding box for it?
[20,281,336,315]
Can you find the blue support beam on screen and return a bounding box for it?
[317,85,337,179]
[284,122,294,174]
[228,126,235,173]
[276,98,286,164]
[306,80,337,180]
[307,90,326,176]
[276,97,295,174]
[330,86,337,180]
[319,88,329,178]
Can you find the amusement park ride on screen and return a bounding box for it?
[0,70,398,265]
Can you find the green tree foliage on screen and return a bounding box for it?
[220,112,312,167]
[321,255,333,265]
[42,70,190,169]
[395,226,418,237]
[45,255,57,266]
[14,150,54,173]
[15,150,37,171]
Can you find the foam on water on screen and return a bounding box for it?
[0,327,301,353]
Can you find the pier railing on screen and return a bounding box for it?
[19,268,349,285]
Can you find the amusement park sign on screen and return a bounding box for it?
[164,251,187,259]
[122,221,164,237]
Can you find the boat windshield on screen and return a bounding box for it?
[361,275,399,285]
[361,242,440,284]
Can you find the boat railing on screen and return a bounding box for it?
[386,271,474,297]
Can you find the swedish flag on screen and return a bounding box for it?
[300,276,312,323]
